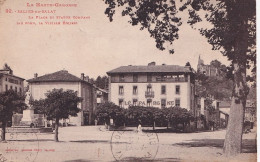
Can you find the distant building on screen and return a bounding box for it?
[27,70,97,126]
[0,66,25,126]
[0,67,25,94]
[197,56,219,77]
[107,62,196,112]
[96,87,108,106]
[219,100,256,127]
[196,97,221,129]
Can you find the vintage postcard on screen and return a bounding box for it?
[0,0,257,161]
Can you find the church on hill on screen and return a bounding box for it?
[197,56,219,77]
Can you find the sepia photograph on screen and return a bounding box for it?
[0,0,257,161]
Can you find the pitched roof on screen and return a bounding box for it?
[0,73,25,80]
[27,70,82,83]
[107,65,192,74]
[96,87,108,94]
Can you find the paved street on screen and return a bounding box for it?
[0,126,256,162]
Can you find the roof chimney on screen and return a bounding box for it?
[81,73,84,80]
[85,76,89,82]
[34,73,38,78]
[185,62,191,67]
[148,62,156,66]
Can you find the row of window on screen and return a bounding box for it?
[118,85,180,95]
[118,74,187,82]
[5,84,22,93]
[5,77,22,85]
[118,98,181,108]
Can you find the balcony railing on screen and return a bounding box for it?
[156,77,187,82]
[145,91,154,98]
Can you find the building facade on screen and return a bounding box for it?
[0,68,25,94]
[107,62,195,112]
[27,70,96,126]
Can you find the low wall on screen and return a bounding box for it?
[12,113,45,127]
[7,127,53,133]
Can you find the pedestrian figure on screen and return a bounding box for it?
[137,122,142,133]
[137,124,142,132]
[95,119,98,126]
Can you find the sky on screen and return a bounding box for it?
[0,0,230,81]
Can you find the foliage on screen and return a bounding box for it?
[31,89,82,120]
[31,88,82,142]
[162,107,194,125]
[0,90,26,141]
[0,90,26,122]
[96,103,194,129]
[96,102,125,126]
[247,85,256,102]
[95,76,109,90]
[204,98,215,115]
[195,72,233,100]
[204,98,218,127]
[126,106,163,126]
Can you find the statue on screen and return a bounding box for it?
[25,90,32,109]
[20,90,35,126]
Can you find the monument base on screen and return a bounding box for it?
[20,109,35,126]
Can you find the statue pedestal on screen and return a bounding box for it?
[20,109,35,126]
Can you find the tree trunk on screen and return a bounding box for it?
[224,19,248,155]
[153,121,155,130]
[1,121,6,141]
[224,98,245,155]
[223,62,247,156]
[54,118,59,142]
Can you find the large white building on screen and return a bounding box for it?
[107,62,196,111]
[27,70,96,126]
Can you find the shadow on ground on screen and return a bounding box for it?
[142,128,226,134]
[173,139,257,153]
[69,140,129,144]
[111,157,181,162]
[69,140,109,143]
[63,160,93,162]
[8,139,54,142]
[64,158,181,162]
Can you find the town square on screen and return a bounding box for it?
[0,126,257,162]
